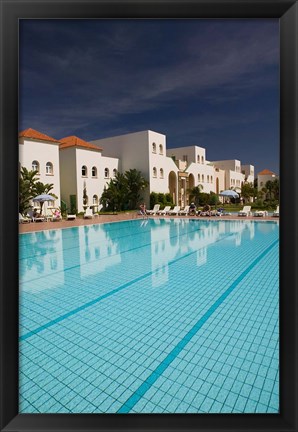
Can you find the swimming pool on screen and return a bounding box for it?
[19,218,279,413]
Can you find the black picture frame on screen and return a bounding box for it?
[1,1,297,431]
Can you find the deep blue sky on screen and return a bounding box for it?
[19,19,279,175]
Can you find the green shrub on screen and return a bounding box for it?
[150,192,159,208]
[150,192,173,209]
[209,192,220,206]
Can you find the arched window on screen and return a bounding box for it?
[202,174,205,182]
[159,144,163,155]
[207,175,210,183]
[210,176,213,183]
[46,162,53,174]
[198,174,201,182]
[153,167,157,177]
[160,168,164,178]
[202,156,204,164]
[152,143,157,153]
[113,168,117,177]
[104,168,109,178]
[92,166,97,177]
[32,160,40,173]
[82,165,87,177]
[93,195,98,205]
[197,155,200,163]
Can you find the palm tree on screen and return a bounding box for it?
[19,167,39,214]
[125,169,149,210]
[100,173,128,212]
[188,184,203,206]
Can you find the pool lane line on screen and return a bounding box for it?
[117,238,279,413]
[19,230,238,341]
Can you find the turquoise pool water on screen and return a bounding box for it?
[19,218,279,413]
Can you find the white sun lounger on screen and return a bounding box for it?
[147,204,160,215]
[253,210,268,217]
[178,206,190,216]
[157,206,171,215]
[19,213,31,223]
[238,206,251,217]
[84,208,94,219]
[168,206,181,215]
[272,206,279,217]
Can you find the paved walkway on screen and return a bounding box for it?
[19,213,278,233]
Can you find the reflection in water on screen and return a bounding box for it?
[19,219,275,293]
[19,229,64,292]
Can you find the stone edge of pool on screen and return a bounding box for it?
[19,213,279,234]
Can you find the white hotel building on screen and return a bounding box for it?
[19,128,255,213]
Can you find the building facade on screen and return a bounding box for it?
[91,130,179,205]
[19,128,61,209]
[19,128,256,212]
[59,135,119,213]
[257,169,278,191]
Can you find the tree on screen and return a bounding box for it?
[100,172,128,211]
[271,178,279,200]
[265,180,274,200]
[241,182,254,203]
[19,167,56,214]
[188,184,203,206]
[100,169,148,211]
[125,169,148,210]
[19,168,39,214]
[209,192,220,206]
[83,181,88,206]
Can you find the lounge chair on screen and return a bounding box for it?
[238,206,251,217]
[178,206,190,216]
[67,214,76,220]
[45,212,54,221]
[157,206,171,215]
[168,206,180,215]
[84,208,94,219]
[147,204,160,215]
[29,210,45,222]
[254,210,268,217]
[272,206,279,217]
[19,213,31,223]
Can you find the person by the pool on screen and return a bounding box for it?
[189,202,196,216]
[139,202,148,218]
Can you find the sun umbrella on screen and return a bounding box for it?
[33,194,55,202]
[219,190,239,198]
[32,194,56,215]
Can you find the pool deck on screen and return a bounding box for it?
[19,213,278,233]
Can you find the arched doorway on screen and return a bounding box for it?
[168,171,177,204]
[187,173,195,206]
[189,173,195,190]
